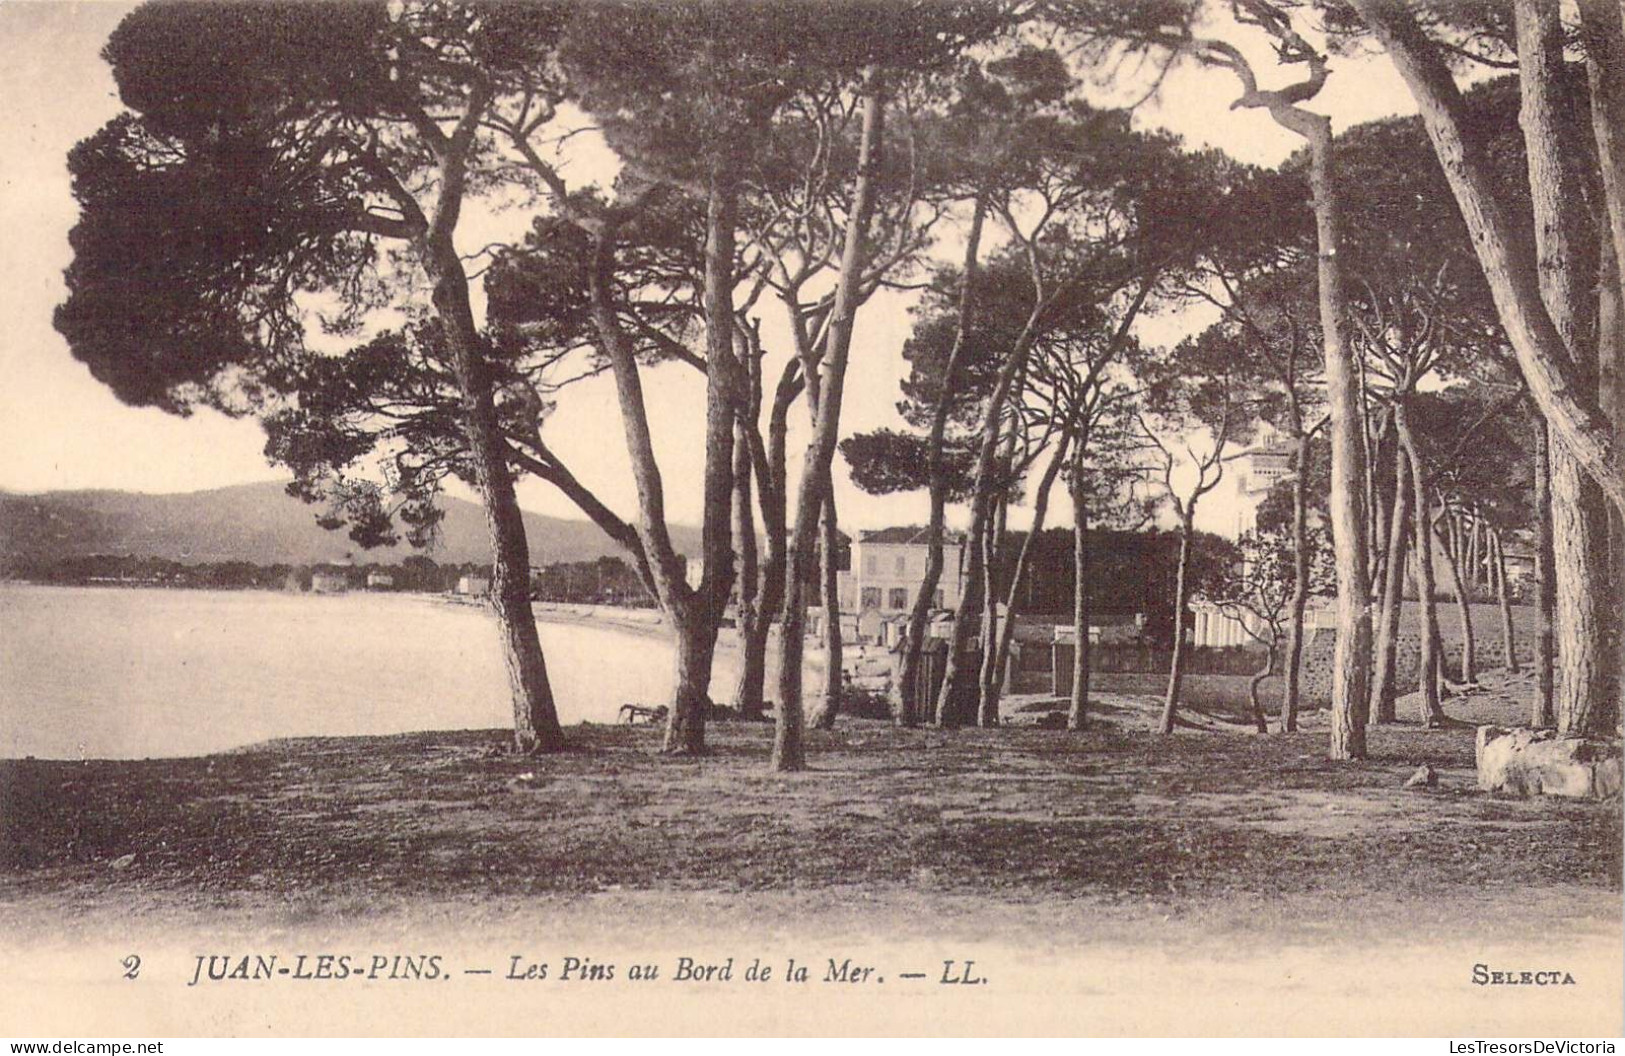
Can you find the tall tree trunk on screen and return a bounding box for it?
[1550,453,1611,736]
[1596,231,1625,736]
[988,432,1071,720]
[809,476,844,730]
[1227,46,1371,754]
[1159,511,1196,735]
[736,362,798,720]
[1282,432,1312,733]
[427,253,564,754]
[1250,639,1277,734]
[584,154,741,755]
[1580,0,1625,292]
[1069,453,1092,731]
[1370,441,1412,725]
[897,194,987,727]
[1265,99,1370,757]
[1517,0,1615,739]
[734,606,770,721]
[776,77,885,771]
[1492,528,1521,676]
[935,326,1040,726]
[731,412,761,717]
[671,608,719,750]
[978,483,1007,726]
[1351,0,1625,511]
[1435,508,1477,685]
[1534,420,1557,726]
[665,150,745,755]
[937,535,985,728]
[1582,0,1625,736]
[1396,401,1446,726]
[1368,410,1391,594]
[1467,508,1484,594]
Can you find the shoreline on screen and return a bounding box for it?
[526,600,842,683]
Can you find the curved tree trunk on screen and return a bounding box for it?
[988,431,1071,722]
[1159,512,1196,735]
[735,362,798,720]
[1216,6,1369,755]
[1370,442,1412,725]
[1250,639,1277,734]
[897,195,987,727]
[427,252,564,755]
[1352,0,1625,511]
[1396,401,1446,726]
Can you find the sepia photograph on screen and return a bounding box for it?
[0,0,1621,1040]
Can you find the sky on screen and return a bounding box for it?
[0,1,1431,541]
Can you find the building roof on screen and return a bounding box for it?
[1242,437,1297,459]
[858,526,968,545]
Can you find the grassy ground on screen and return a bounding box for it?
[3,673,1618,1036]
[2,673,1615,932]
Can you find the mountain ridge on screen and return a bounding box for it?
[0,480,694,567]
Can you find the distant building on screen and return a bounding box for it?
[1234,436,1299,536]
[833,528,968,643]
[1189,597,1335,647]
[1501,538,1536,587]
[1051,612,1147,647]
[366,570,395,590]
[456,573,491,597]
[310,570,349,594]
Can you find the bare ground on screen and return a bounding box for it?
[2,671,1620,1035]
[1,672,1616,932]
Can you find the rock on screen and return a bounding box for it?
[1476,725,1623,799]
[109,853,136,871]
[507,771,547,791]
[1403,765,1438,789]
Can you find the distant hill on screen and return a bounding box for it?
[0,480,696,567]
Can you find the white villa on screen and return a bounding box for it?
[1234,436,1296,535]
[835,527,968,642]
[1196,436,1307,648]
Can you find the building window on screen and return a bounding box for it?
[864,555,876,575]
[895,554,907,575]
[861,587,882,609]
[888,587,908,610]
[934,589,944,608]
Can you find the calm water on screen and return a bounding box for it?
[0,584,757,760]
